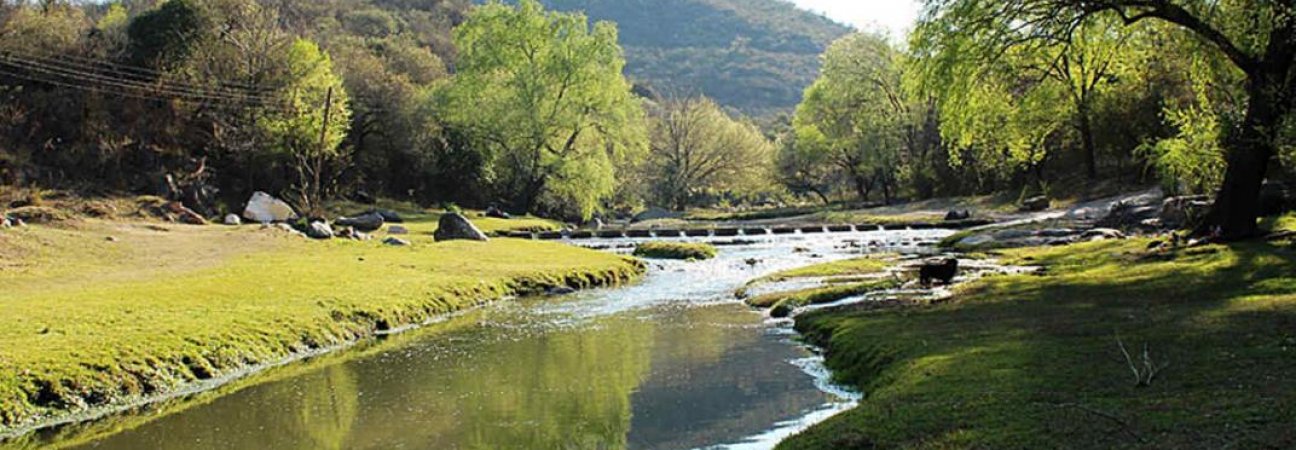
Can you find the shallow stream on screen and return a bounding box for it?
[18,228,950,450]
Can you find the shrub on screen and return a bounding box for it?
[632,241,717,260]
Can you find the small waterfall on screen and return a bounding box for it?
[678,231,687,238]
[737,229,747,236]
[649,230,658,238]
[849,225,858,232]
[707,230,716,237]
[876,225,885,231]
[822,226,831,233]
[764,227,773,235]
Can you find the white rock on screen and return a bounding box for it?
[242,192,297,224]
[223,214,242,226]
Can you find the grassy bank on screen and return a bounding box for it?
[632,241,717,260]
[781,237,1296,449]
[0,217,641,432]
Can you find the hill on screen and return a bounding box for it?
[533,0,853,117]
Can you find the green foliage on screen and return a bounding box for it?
[259,39,352,161]
[440,0,647,220]
[789,32,909,203]
[644,97,775,209]
[632,241,717,260]
[126,0,210,69]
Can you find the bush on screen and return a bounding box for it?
[632,241,717,260]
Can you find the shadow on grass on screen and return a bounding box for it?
[784,240,1296,449]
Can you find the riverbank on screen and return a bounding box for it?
[0,213,643,436]
[779,228,1296,448]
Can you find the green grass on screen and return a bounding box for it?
[751,256,891,285]
[746,279,899,318]
[0,217,640,431]
[780,238,1296,449]
[324,200,562,235]
[632,241,718,260]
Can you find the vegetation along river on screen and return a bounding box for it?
[14,228,951,450]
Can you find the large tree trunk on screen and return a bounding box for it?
[1202,77,1282,240]
[852,173,872,203]
[1077,102,1098,180]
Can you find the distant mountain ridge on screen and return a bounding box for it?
[525,0,853,117]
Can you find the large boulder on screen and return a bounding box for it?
[242,192,297,224]
[1097,201,1162,229]
[919,258,959,286]
[335,212,385,233]
[632,207,681,223]
[1160,195,1213,228]
[434,213,489,242]
[1019,196,1050,212]
[306,221,334,240]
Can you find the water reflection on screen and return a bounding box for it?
[16,230,947,450]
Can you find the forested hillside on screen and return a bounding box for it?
[533,0,852,117]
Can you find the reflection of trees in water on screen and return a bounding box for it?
[296,365,358,450]
[650,306,761,368]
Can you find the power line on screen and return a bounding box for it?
[0,53,282,103]
[0,65,297,112]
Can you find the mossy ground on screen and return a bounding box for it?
[751,256,890,285]
[632,241,717,260]
[781,236,1296,449]
[748,280,900,318]
[0,214,639,431]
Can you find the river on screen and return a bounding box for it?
[13,228,951,450]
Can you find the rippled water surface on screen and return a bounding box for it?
[19,229,949,450]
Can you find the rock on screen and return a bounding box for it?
[365,209,404,223]
[546,286,577,296]
[1160,195,1213,227]
[383,237,411,247]
[335,226,368,241]
[1,217,9,228]
[944,210,972,221]
[1146,240,1167,251]
[1037,228,1078,238]
[306,221,334,240]
[632,207,681,223]
[165,202,206,225]
[1019,196,1050,212]
[919,258,959,286]
[242,192,297,224]
[1097,201,1162,228]
[223,214,242,226]
[105,236,119,242]
[792,246,811,254]
[992,229,1034,240]
[434,212,489,242]
[484,205,511,220]
[335,212,385,233]
[1081,228,1127,241]
[745,258,762,267]
[5,206,69,224]
[388,225,409,235]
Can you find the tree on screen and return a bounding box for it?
[792,32,908,204]
[259,39,351,212]
[439,0,647,220]
[914,0,1296,239]
[646,96,774,210]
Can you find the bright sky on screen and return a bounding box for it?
[788,0,923,38]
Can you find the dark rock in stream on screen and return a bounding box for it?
[919,258,959,286]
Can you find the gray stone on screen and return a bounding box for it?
[434,213,489,242]
[388,225,409,235]
[335,212,385,233]
[1160,196,1213,227]
[1,217,9,229]
[242,192,297,224]
[223,214,242,226]
[992,229,1034,240]
[1081,228,1127,241]
[306,221,334,240]
[944,210,972,221]
[383,237,411,247]
[366,209,404,223]
[1037,228,1078,238]
[1019,196,1049,212]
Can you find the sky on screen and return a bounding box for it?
[787,0,923,38]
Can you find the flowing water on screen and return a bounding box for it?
[14,229,951,450]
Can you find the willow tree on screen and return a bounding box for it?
[440,0,647,220]
[647,97,774,210]
[259,39,351,212]
[792,32,909,204]
[915,0,1295,239]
